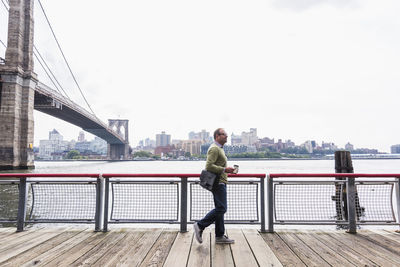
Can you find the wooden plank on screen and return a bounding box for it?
[0,227,47,250]
[242,229,282,267]
[139,230,177,267]
[325,230,400,266]
[356,230,400,255]
[260,232,305,267]
[91,230,143,266]
[70,231,128,266]
[227,229,258,267]
[45,231,116,267]
[311,231,378,267]
[0,228,87,266]
[20,229,97,267]
[0,228,66,263]
[380,229,400,242]
[291,231,354,266]
[163,230,193,267]
[112,229,162,266]
[187,228,211,267]
[210,231,234,267]
[277,231,329,267]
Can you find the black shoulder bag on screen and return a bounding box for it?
[199,170,219,191]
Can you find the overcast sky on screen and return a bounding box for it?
[1,0,399,152]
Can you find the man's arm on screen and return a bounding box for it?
[205,147,224,174]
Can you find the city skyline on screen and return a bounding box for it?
[37,127,391,153]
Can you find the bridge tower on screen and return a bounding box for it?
[0,0,37,169]
[108,119,130,160]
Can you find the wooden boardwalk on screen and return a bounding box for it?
[0,227,399,266]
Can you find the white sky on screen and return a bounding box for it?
[1,0,399,152]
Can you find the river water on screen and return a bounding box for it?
[29,158,400,174]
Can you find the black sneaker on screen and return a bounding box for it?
[216,235,234,244]
[193,222,203,244]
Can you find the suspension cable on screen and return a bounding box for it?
[33,51,65,96]
[37,0,96,115]
[0,38,6,48]
[0,0,8,11]
[33,45,71,99]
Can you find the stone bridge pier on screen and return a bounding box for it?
[0,0,36,170]
[108,119,129,160]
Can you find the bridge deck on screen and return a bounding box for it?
[0,227,399,266]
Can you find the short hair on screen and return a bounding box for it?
[213,128,223,139]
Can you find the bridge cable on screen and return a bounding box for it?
[0,38,6,49]
[33,51,66,97]
[33,45,71,99]
[0,1,71,100]
[37,0,96,115]
[0,0,8,11]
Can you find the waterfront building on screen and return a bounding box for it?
[38,129,69,160]
[391,144,400,154]
[188,130,212,143]
[345,142,354,151]
[176,140,204,155]
[231,133,242,145]
[302,140,313,153]
[89,137,107,155]
[156,131,171,147]
[78,131,85,142]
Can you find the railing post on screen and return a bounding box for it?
[94,175,103,232]
[103,177,109,232]
[346,177,357,234]
[267,175,274,233]
[396,177,400,233]
[180,177,188,233]
[260,176,266,233]
[16,178,27,232]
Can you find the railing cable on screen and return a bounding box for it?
[36,0,96,115]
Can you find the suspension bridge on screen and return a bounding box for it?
[0,0,130,169]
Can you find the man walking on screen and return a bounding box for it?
[194,128,235,244]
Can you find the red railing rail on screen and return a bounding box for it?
[0,173,99,178]
[102,173,266,178]
[269,173,400,178]
[0,173,265,179]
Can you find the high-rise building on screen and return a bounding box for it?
[78,131,85,142]
[189,130,212,143]
[156,131,171,147]
[391,144,400,154]
[345,142,354,151]
[39,129,69,160]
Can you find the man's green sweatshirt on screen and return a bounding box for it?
[205,143,228,184]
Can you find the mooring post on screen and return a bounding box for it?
[335,151,357,233]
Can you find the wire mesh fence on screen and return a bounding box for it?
[273,181,397,223]
[356,183,395,222]
[190,182,259,222]
[110,182,179,222]
[29,183,97,221]
[0,182,19,222]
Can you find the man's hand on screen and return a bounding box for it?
[225,167,235,173]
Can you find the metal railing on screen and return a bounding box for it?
[0,174,101,231]
[0,173,266,232]
[267,173,400,233]
[101,174,266,232]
